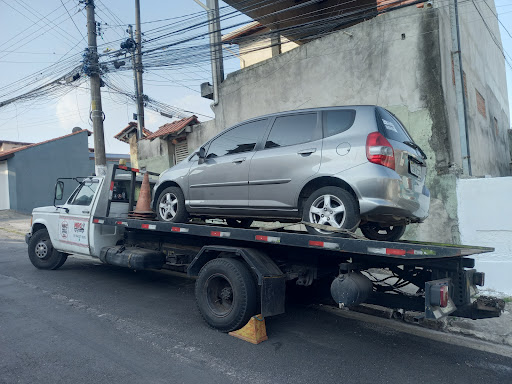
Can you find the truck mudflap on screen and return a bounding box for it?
[100,246,166,270]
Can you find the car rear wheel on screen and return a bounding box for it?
[195,258,257,332]
[303,186,360,235]
[225,218,253,228]
[360,223,406,242]
[156,186,188,223]
[28,229,68,270]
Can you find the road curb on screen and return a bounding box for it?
[314,304,512,358]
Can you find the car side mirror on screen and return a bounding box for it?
[55,181,64,201]
[198,147,206,164]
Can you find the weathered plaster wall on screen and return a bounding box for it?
[137,138,174,174]
[210,7,458,242]
[438,0,510,177]
[0,161,9,210]
[6,131,91,214]
[457,177,512,295]
[186,120,221,154]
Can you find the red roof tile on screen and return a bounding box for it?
[0,129,92,161]
[145,115,199,141]
[114,122,153,143]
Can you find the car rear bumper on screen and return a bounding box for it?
[337,163,430,223]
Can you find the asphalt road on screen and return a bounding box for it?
[2,234,512,384]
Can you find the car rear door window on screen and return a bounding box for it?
[207,119,267,158]
[376,107,411,142]
[323,109,356,138]
[265,113,318,148]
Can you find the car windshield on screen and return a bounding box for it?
[376,107,412,143]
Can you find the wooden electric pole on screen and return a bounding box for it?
[134,0,145,137]
[85,0,107,176]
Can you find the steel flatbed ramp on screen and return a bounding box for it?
[93,216,494,260]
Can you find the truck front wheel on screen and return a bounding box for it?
[28,229,67,270]
[195,258,257,332]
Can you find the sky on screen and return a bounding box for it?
[0,0,512,155]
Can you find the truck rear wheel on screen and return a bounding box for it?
[195,258,257,332]
[28,229,68,270]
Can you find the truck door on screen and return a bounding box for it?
[55,178,100,255]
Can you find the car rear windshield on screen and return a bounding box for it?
[376,107,412,143]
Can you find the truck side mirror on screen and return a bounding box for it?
[55,181,64,201]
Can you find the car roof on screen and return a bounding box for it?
[235,105,377,125]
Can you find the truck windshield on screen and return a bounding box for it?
[68,180,99,206]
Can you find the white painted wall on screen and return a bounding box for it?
[457,177,512,295]
[0,161,9,210]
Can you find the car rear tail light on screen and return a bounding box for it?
[366,132,395,170]
[430,284,449,308]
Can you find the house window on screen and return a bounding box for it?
[494,117,499,136]
[476,89,486,117]
[174,140,189,164]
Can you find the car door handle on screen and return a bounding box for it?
[232,157,246,163]
[297,148,316,156]
[82,210,90,214]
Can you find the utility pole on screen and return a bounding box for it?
[134,0,145,136]
[127,25,143,139]
[449,0,471,175]
[194,0,224,105]
[207,0,224,105]
[85,0,107,176]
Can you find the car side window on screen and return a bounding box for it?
[265,113,317,149]
[69,181,98,206]
[323,110,356,138]
[206,119,267,158]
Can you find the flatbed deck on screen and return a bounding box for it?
[93,215,494,260]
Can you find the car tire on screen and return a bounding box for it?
[156,186,188,223]
[303,186,360,235]
[28,229,68,270]
[195,258,257,332]
[360,223,406,242]
[225,218,253,228]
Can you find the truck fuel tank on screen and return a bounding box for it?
[100,246,166,270]
[330,272,373,308]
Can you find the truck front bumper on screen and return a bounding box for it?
[25,233,31,245]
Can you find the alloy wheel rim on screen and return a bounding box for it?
[309,194,346,233]
[159,192,178,221]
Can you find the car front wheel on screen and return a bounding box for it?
[303,186,360,235]
[156,186,188,223]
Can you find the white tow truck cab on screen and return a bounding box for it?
[25,164,502,332]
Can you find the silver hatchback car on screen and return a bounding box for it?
[152,106,430,241]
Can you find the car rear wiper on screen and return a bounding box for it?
[403,141,427,160]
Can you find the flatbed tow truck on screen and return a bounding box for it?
[26,165,503,333]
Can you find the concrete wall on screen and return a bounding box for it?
[186,120,221,154]
[457,177,512,295]
[7,131,92,214]
[209,6,458,242]
[438,0,510,177]
[137,138,174,174]
[0,161,9,210]
[238,35,299,68]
